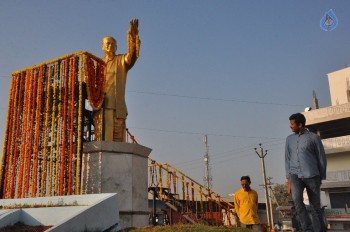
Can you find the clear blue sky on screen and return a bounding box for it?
[1,1,350,202]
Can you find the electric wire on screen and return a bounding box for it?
[128,126,283,140]
[0,75,307,107]
[169,139,286,169]
[129,90,306,107]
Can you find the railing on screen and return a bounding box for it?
[322,135,350,152]
[304,102,350,124]
[326,170,350,182]
[148,157,236,226]
[126,128,138,144]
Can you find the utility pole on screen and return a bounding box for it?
[267,177,274,227]
[203,135,212,190]
[254,144,272,229]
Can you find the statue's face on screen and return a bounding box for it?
[102,37,117,54]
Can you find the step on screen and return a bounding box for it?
[165,202,178,212]
[182,214,197,224]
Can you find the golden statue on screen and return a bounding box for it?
[94,19,140,142]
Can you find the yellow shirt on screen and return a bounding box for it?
[234,188,260,225]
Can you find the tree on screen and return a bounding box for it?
[271,182,292,207]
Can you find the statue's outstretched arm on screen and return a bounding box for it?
[125,18,140,68]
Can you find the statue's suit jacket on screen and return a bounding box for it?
[104,36,140,119]
[104,53,137,119]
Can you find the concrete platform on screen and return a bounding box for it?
[0,193,118,232]
[81,141,152,229]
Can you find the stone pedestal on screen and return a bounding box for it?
[81,141,152,230]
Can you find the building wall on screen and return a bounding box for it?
[327,152,350,173]
[327,67,350,106]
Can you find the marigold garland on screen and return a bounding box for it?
[25,68,37,197]
[31,66,45,197]
[17,70,31,198]
[1,51,105,199]
[0,74,16,198]
[40,65,53,196]
[59,58,69,195]
[66,58,72,195]
[85,56,105,110]
[75,54,84,195]
[55,61,63,196]
[48,63,58,197]
[15,73,26,198]
[68,57,76,195]
[7,73,21,198]
[73,55,81,194]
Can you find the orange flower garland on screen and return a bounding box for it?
[85,55,105,110]
[7,73,21,198]
[18,71,32,198]
[25,68,37,197]
[1,74,17,198]
[31,65,45,197]
[40,65,53,196]
[55,62,63,196]
[59,58,69,196]
[48,63,58,197]
[75,54,84,195]
[68,56,76,195]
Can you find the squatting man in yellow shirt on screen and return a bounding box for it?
[234,176,261,231]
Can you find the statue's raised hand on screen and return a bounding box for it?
[129,19,139,38]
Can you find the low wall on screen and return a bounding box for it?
[0,193,118,232]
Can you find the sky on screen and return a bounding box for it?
[1,0,350,202]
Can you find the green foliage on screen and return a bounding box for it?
[0,201,80,210]
[272,182,292,207]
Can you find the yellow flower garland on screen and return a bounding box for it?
[48,63,58,197]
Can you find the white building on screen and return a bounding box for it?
[303,67,350,230]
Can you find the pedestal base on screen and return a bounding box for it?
[81,141,152,230]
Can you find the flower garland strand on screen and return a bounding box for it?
[85,55,105,110]
[25,68,38,197]
[22,69,35,197]
[73,55,80,194]
[31,65,45,197]
[0,74,17,198]
[66,57,72,195]
[68,56,76,195]
[7,74,21,198]
[17,71,28,197]
[75,54,84,195]
[17,70,32,198]
[59,57,69,195]
[0,77,13,190]
[55,61,63,196]
[24,68,36,197]
[40,65,53,196]
[18,70,29,197]
[48,63,58,196]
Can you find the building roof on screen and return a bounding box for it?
[321,181,350,190]
[303,102,350,139]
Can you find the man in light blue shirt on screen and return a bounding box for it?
[285,113,327,232]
